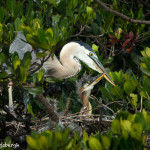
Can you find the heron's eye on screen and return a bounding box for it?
[89,52,93,56]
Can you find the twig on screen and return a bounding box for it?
[79,34,104,38]
[102,104,115,114]
[28,54,51,75]
[94,0,150,25]
[71,25,85,37]
[0,104,30,123]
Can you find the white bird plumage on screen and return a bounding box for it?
[9,32,115,85]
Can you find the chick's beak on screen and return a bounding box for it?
[91,55,116,86]
[90,73,106,87]
[82,73,105,92]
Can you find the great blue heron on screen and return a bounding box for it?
[42,41,115,86]
[10,32,115,86]
[8,32,115,123]
[77,73,105,116]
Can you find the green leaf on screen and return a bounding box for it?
[141,67,150,76]
[24,86,44,95]
[130,123,143,140]
[22,51,32,68]
[140,90,148,99]
[52,15,60,26]
[121,120,131,139]
[33,18,41,29]
[92,23,99,35]
[104,13,114,32]
[27,104,35,116]
[124,81,136,95]
[86,6,93,16]
[38,28,47,43]
[130,93,138,108]
[37,70,44,82]
[26,136,38,149]
[20,66,28,83]
[72,0,78,9]
[137,8,143,20]
[89,137,102,150]
[100,87,114,100]
[0,71,8,78]
[36,52,48,58]
[46,28,53,43]
[0,53,5,66]
[115,28,122,40]
[12,52,21,70]
[66,8,74,22]
[3,136,12,149]
[134,113,145,128]
[45,130,53,146]
[60,17,69,28]
[83,130,88,146]
[101,136,110,149]
[141,47,150,57]
[92,44,99,52]
[7,0,16,16]
[109,70,124,84]
[13,59,21,70]
[111,86,123,98]
[96,12,102,26]
[26,34,35,44]
[14,17,21,31]
[112,119,121,134]
[38,135,50,149]
[46,28,53,37]
[0,7,4,22]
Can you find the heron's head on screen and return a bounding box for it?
[79,73,105,95]
[72,41,115,86]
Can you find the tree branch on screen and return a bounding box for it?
[37,95,59,123]
[94,0,150,25]
[0,104,30,123]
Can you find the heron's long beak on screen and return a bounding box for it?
[90,55,116,86]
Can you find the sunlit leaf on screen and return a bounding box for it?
[26,136,38,149]
[130,93,138,108]
[27,104,35,116]
[92,44,99,52]
[89,137,102,150]
[124,81,136,95]
[24,86,44,95]
[101,136,110,149]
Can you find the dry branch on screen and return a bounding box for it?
[37,95,59,123]
[94,0,150,25]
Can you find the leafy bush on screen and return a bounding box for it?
[1,0,150,149]
[26,110,150,150]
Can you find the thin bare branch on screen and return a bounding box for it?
[37,95,59,123]
[94,0,150,25]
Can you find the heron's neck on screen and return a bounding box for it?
[44,42,82,79]
[79,89,91,106]
[59,54,81,79]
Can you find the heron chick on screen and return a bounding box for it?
[77,73,105,116]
